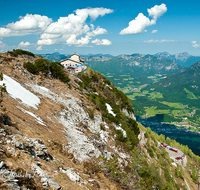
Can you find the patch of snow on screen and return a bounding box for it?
[172,162,177,167]
[0,75,40,109]
[105,84,112,89]
[114,124,127,138]
[105,103,116,116]
[122,108,136,120]
[16,106,46,126]
[37,86,49,92]
[60,168,81,183]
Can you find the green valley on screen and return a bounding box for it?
[87,56,200,134]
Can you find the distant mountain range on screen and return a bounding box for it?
[39,53,113,62]
[85,53,186,77]
[40,52,186,88]
[39,51,200,68]
[40,52,186,75]
[154,52,200,67]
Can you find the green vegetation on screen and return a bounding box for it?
[87,108,94,120]
[8,49,35,57]
[148,92,164,99]
[160,101,186,109]
[184,88,198,99]
[0,73,6,97]
[77,69,139,149]
[85,56,200,132]
[191,165,198,183]
[146,107,170,115]
[134,123,200,188]
[23,59,70,83]
[98,156,129,186]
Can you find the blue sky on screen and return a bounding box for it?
[0,0,200,56]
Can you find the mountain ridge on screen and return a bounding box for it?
[154,52,200,67]
[39,51,200,68]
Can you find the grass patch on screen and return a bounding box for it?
[184,88,198,99]
[145,107,170,116]
[160,101,186,109]
[148,92,164,99]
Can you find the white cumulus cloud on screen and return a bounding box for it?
[151,30,158,33]
[91,38,112,45]
[120,13,151,35]
[38,7,113,45]
[120,4,167,35]
[0,14,52,37]
[191,41,200,48]
[66,34,91,46]
[37,39,54,45]
[147,3,167,21]
[144,39,176,43]
[36,46,42,50]
[87,26,107,36]
[0,8,113,47]
[75,7,113,20]
[0,41,6,49]
[0,28,12,37]
[18,41,31,48]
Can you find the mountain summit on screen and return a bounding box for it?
[0,49,199,189]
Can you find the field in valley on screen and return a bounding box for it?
[103,72,200,134]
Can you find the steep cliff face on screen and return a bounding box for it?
[0,51,199,190]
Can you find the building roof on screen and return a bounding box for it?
[60,52,84,64]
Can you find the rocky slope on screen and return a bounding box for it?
[0,51,199,189]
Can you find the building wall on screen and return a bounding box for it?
[61,60,77,68]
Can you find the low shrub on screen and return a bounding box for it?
[8,49,35,57]
[116,129,126,142]
[100,123,105,130]
[87,108,94,119]
[23,59,70,83]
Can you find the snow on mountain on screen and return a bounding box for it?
[105,103,116,116]
[0,74,40,109]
